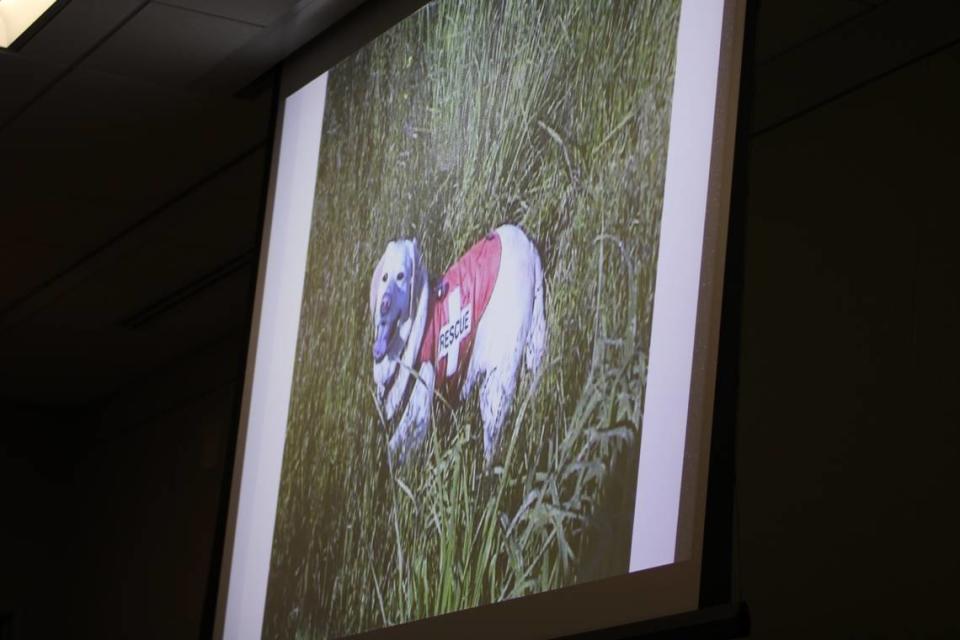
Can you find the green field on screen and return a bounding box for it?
[263,1,681,637]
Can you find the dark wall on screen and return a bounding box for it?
[736,6,960,637]
[2,2,959,638]
[0,335,245,639]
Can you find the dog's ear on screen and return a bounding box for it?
[405,240,416,318]
[411,239,426,276]
[370,249,387,321]
[407,239,425,315]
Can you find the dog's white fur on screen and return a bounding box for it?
[370,224,546,466]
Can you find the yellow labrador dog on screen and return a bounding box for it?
[370,224,546,467]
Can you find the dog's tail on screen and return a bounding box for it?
[524,249,547,384]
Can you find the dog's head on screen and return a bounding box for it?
[370,239,420,362]
[370,240,430,432]
[369,239,430,418]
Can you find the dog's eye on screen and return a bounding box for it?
[382,273,388,283]
[397,272,405,281]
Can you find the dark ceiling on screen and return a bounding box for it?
[0,0,368,410]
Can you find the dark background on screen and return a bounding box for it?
[1,1,958,638]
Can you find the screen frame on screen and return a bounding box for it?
[213,1,748,637]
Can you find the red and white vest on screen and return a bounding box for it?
[417,232,502,399]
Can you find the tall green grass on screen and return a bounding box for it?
[263,2,680,637]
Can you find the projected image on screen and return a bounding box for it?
[264,1,681,636]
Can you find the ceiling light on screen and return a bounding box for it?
[0,0,63,49]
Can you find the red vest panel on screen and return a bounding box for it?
[418,233,502,399]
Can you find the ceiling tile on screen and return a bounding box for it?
[0,52,62,123]
[0,67,270,322]
[79,2,262,87]
[0,192,122,305]
[18,0,146,67]
[192,0,366,94]
[0,265,254,405]
[157,0,300,28]
[17,151,267,329]
[0,67,270,208]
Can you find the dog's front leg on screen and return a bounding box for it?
[388,363,436,468]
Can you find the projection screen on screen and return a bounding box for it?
[216,1,746,637]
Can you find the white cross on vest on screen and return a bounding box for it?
[438,287,472,379]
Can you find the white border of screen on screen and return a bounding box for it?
[631,0,736,571]
[216,1,743,637]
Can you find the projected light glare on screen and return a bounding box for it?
[0,0,58,48]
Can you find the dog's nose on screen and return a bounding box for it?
[380,294,391,315]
